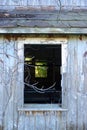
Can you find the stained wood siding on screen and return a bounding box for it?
[0,0,87,9]
[0,10,87,29]
[66,35,87,130]
[0,36,18,130]
[0,36,4,130]
[0,35,87,130]
[18,110,66,130]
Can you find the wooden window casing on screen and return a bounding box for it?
[17,36,67,107]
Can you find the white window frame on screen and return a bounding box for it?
[17,36,68,108]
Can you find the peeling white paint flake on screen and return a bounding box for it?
[62,44,68,73]
[81,73,84,82]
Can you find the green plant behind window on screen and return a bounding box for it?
[35,62,47,78]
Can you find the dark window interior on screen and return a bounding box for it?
[24,44,61,104]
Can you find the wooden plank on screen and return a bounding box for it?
[44,112,50,130]
[27,0,57,6]
[82,37,87,130]
[76,36,87,130]
[8,0,20,6]
[0,27,87,34]
[61,40,67,130]
[0,9,87,28]
[18,111,25,130]
[83,95,87,130]
[0,0,21,6]
[54,111,65,130]
[3,37,18,130]
[77,93,84,130]
[0,36,4,129]
[0,0,87,7]
[66,36,79,130]
[17,39,24,107]
[2,36,19,130]
[1,19,87,28]
[35,112,45,130]
[24,112,30,130]
[48,111,56,130]
[28,112,35,130]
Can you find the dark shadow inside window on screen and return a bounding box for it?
[24,44,61,104]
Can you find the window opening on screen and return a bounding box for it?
[24,44,61,104]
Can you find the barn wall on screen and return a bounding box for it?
[0,35,87,130]
[66,35,87,130]
[0,35,18,130]
[0,0,87,10]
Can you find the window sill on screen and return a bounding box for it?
[18,104,68,112]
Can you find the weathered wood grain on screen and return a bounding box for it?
[17,110,66,130]
[66,36,78,130]
[0,27,87,34]
[0,36,4,129]
[1,36,19,130]
[0,0,87,9]
[0,10,87,34]
[0,10,87,29]
[0,34,87,130]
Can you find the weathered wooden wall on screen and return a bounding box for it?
[0,36,18,130]
[0,0,87,9]
[65,35,87,130]
[18,110,67,130]
[0,35,87,130]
